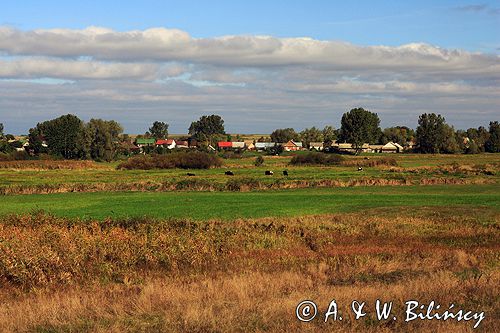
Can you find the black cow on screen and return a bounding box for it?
[283,170,289,176]
[265,170,274,175]
[358,167,363,171]
[225,171,234,176]
[187,173,196,176]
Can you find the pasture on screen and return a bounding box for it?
[0,153,498,332]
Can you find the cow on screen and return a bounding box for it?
[283,170,289,176]
[265,170,274,175]
[187,173,196,176]
[225,171,234,176]
[358,167,363,171]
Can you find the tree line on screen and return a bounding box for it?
[0,108,498,160]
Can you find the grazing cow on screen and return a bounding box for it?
[225,171,234,176]
[187,172,196,176]
[358,167,363,171]
[283,170,289,176]
[364,157,370,160]
[265,170,274,175]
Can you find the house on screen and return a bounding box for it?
[368,145,384,153]
[156,139,176,149]
[135,138,156,147]
[255,142,276,151]
[282,140,303,151]
[309,142,324,151]
[176,140,189,148]
[332,143,370,153]
[381,142,403,153]
[119,141,140,154]
[218,141,233,150]
[231,142,246,149]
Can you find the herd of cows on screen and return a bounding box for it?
[186,170,289,177]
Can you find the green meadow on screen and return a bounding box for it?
[1,184,498,220]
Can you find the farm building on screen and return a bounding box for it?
[218,141,232,149]
[332,143,370,153]
[176,140,189,148]
[283,140,303,151]
[369,142,404,153]
[309,142,324,151]
[231,142,246,149]
[155,139,176,149]
[255,142,276,151]
[135,138,156,147]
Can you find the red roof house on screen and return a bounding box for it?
[218,141,232,149]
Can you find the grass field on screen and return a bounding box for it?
[0,184,498,220]
[0,153,498,332]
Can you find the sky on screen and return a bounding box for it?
[0,0,499,134]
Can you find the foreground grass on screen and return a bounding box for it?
[0,184,498,220]
[0,207,498,332]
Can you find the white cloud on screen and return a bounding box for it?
[0,26,498,133]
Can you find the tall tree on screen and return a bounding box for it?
[485,121,500,153]
[415,113,448,153]
[36,114,84,159]
[300,127,323,147]
[339,107,381,152]
[270,128,299,143]
[322,125,337,145]
[0,123,4,139]
[149,121,169,139]
[83,119,123,161]
[188,115,225,145]
[27,127,45,155]
[381,126,415,146]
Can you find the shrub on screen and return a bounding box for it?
[290,152,344,165]
[254,155,264,166]
[117,151,222,170]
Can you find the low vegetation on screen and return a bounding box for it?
[116,151,222,170]
[290,152,345,165]
[0,207,498,332]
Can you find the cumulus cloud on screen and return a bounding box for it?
[0,26,498,133]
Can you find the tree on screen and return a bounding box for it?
[0,123,4,139]
[322,126,337,146]
[83,119,123,161]
[381,126,415,146]
[36,114,84,159]
[188,115,225,145]
[270,128,299,143]
[415,113,448,154]
[339,107,381,152]
[485,121,500,153]
[300,127,323,148]
[149,121,169,140]
[28,127,45,155]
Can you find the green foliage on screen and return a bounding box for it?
[290,152,344,165]
[0,123,4,139]
[149,121,169,139]
[485,121,500,153]
[36,114,84,159]
[81,119,123,161]
[322,125,337,145]
[299,127,323,147]
[117,151,222,170]
[381,126,414,146]
[339,108,381,151]
[416,113,447,153]
[270,128,298,143]
[188,115,225,145]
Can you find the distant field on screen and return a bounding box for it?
[0,154,498,194]
[1,184,498,220]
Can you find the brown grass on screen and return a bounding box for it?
[0,208,498,332]
[0,160,107,170]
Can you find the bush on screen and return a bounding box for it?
[290,152,344,165]
[254,155,264,166]
[117,151,222,170]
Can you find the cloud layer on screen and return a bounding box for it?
[0,26,498,133]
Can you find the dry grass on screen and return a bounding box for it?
[0,160,108,170]
[0,208,498,332]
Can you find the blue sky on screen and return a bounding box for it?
[0,1,499,134]
[2,0,499,52]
